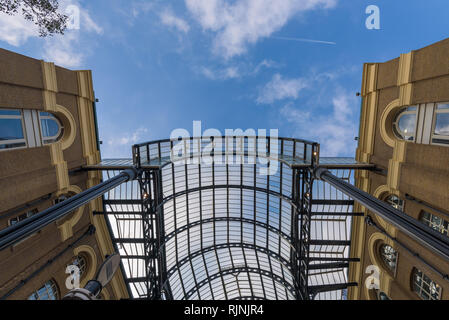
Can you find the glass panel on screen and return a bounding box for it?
[434,113,449,136]
[40,118,60,138]
[28,280,59,300]
[385,195,404,211]
[0,119,24,141]
[0,142,26,150]
[436,103,449,110]
[397,114,416,140]
[0,110,21,116]
[380,244,397,271]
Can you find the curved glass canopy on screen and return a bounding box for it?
[101,137,358,300]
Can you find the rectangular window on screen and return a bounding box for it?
[9,209,39,226]
[420,211,449,236]
[413,269,441,300]
[0,109,26,150]
[432,103,449,145]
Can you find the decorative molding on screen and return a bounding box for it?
[398,52,414,106]
[54,104,77,151]
[49,143,69,192]
[347,171,370,300]
[372,185,399,237]
[57,185,84,241]
[399,83,414,107]
[41,61,58,92]
[380,99,400,148]
[387,140,407,191]
[76,70,129,299]
[397,52,414,86]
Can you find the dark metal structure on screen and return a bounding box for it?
[99,137,361,300]
[2,135,449,300]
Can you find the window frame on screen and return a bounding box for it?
[420,210,449,236]
[431,102,449,146]
[384,194,404,212]
[28,279,60,300]
[411,268,442,300]
[38,111,64,145]
[0,108,64,151]
[0,109,27,151]
[393,106,418,142]
[379,243,398,276]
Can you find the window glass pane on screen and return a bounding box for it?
[434,113,449,136]
[436,103,449,110]
[0,119,24,141]
[397,114,416,140]
[0,142,26,150]
[413,268,441,300]
[0,110,21,116]
[28,280,59,300]
[40,118,60,138]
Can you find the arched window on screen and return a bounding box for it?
[385,194,404,211]
[393,106,417,141]
[379,244,398,273]
[0,109,26,150]
[0,108,63,151]
[432,103,449,145]
[70,254,88,279]
[420,211,448,236]
[28,279,59,300]
[412,268,441,300]
[39,112,63,144]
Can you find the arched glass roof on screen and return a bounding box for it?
[100,137,359,300]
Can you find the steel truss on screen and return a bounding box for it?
[118,137,354,300]
[2,136,449,300]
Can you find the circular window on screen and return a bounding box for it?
[393,107,417,141]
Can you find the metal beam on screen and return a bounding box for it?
[315,168,449,263]
[182,266,297,300]
[311,212,364,217]
[309,240,351,246]
[0,169,138,251]
[308,262,349,270]
[308,282,358,297]
[309,257,360,262]
[162,217,294,247]
[311,199,354,206]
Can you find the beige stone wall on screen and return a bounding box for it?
[0,49,127,300]
[349,38,449,300]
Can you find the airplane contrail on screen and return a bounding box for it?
[270,36,337,45]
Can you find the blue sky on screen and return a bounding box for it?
[1,0,448,158]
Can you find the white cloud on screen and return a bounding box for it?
[280,89,358,156]
[0,11,39,46]
[198,59,279,81]
[107,127,149,147]
[257,74,309,104]
[160,8,190,33]
[200,66,240,80]
[185,0,337,58]
[43,32,84,68]
[0,0,102,68]
[42,0,103,68]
